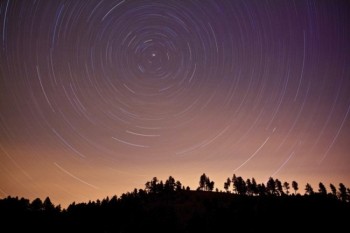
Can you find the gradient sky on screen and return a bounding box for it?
[1,0,350,207]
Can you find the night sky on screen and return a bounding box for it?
[1,0,350,207]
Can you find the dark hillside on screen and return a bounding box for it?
[1,190,349,233]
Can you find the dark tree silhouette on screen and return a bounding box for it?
[175,181,182,191]
[246,178,253,196]
[145,181,151,193]
[223,177,231,193]
[165,176,176,192]
[207,181,215,191]
[275,179,283,196]
[239,176,247,195]
[330,183,337,196]
[159,181,164,192]
[233,176,246,195]
[339,183,347,201]
[206,176,215,191]
[267,177,276,195]
[257,183,267,196]
[292,181,299,194]
[198,173,214,191]
[151,177,159,193]
[318,182,327,195]
[283,181,290,195]
[305,183,314,195]
[31,197,43,211]
[43,197,55,212]
[232,174,237,194]
[199,173,207,191]
[251,178,258,195]
[145,177,164,193]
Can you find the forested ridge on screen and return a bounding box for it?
[1,174,349,232]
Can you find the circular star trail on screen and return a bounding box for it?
[0,0,349,206]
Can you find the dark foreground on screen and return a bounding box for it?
[1,190,349,233]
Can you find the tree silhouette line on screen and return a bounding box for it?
[219,173,349,201]
[1,174,349,232]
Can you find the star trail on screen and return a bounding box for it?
[1,0,349,206]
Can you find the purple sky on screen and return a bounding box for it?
[1,0,349,207]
